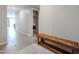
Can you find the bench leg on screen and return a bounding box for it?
[38,38,44,44]
[38,37,40,43]
[41,39,44,42]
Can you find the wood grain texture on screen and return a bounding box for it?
[36,33,79,54]
[39,42,70,54]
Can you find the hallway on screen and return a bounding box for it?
[0,5,79,54]
[0,28,36,54]
[0,5,39,54]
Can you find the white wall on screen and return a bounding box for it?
[0,5,7,44]
[39,5,79,42]
[16,7,33,36]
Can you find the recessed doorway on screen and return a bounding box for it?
[33,9,39,35]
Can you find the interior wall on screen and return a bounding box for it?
[15,6,33,36]
[39,5,79,42]
[0,5,7,44]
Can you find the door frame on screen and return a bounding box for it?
[32,8,39,35]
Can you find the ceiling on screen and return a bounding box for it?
[7,5,40,11]
[7,5,40,17]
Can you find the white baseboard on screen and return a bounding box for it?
[0,42,7,46]
[15,29,33,37]
[20,31,32,37]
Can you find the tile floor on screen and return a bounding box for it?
[0,27,37,54]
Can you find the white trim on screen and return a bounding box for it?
[32,8,40,11]
[20,32,32,37]
[15,29,33,37]
[0,42,7,46]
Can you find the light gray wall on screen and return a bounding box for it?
[39,5,79,42]
[0,5,7,44]
[16,6,33,36]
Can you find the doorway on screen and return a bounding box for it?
[7,17,16,40]
[33,9,39,35]
[7,17,15,31]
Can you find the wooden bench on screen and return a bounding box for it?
[36,33,79,54]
